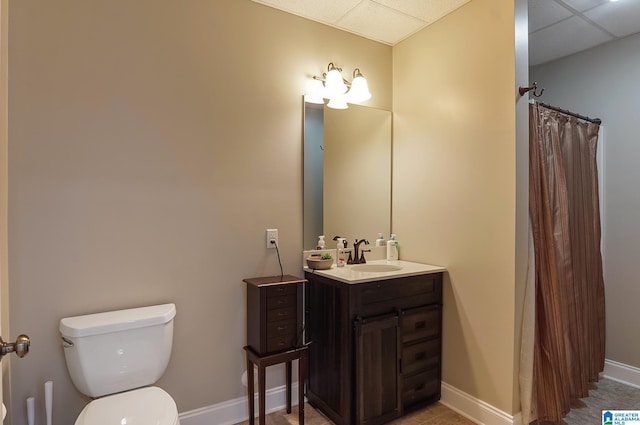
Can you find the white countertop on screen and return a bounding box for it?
[304,259,446,284]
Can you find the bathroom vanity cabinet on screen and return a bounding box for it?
[304,270,443,425]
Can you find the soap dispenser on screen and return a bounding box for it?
[375,233,385,247]
[386,234,398,261]
[316,235,326,250]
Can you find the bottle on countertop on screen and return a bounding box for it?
[386,234,398,261]
[335,237,347,267]
[316,235,326,250]
[375,233,385,247]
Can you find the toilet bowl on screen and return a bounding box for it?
[60,304,180,425]
[75,387,179,425]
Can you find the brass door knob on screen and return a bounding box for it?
[0,334,30,359]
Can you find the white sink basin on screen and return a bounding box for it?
[306,260,446,284]
[351,264,403,272]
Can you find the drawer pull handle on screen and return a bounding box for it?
[277,299,285,304]
[278,341,285,346]
[277,326,287,331]
[415,321,426,329]
[278,312,287,317]
[415,352,426,360]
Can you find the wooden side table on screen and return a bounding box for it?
[244,345,309,425]
[243,275,308,425]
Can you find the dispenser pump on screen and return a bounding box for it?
[316,235,325,250]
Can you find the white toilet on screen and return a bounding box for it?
[59,303,180,425]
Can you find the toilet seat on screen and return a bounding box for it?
[75,386,179,425]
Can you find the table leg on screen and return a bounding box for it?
[258,364,266,425]
[286,360,292,413]
[299,351,307,425]
[247,357,255,425]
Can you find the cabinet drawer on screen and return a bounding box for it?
[266,294,296,310]
[402,306,440,343]
[402,339,440,376]
[358,274,442,313]
[266,333,297,353]
[266,306,296,322]
[266,284,297,297]
[266,319,297,338]
[402,368,440,408]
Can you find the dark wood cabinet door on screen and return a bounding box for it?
[305,276,351,424]
[355,314,401,425]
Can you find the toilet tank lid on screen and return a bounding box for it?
[59,303,176,338]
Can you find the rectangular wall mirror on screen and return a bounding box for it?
[303,102,392,250]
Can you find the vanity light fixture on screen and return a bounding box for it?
[305,62,371,109]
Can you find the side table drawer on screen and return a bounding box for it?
[266,284,297,297]
[266,319,297,338]
[267,306,296,322]
[266,334,297,352]
[267,294,296,310]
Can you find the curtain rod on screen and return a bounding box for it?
[537,101,602,125]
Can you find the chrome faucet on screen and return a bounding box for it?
[349,239,370,264]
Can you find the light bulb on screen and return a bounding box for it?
[325,68,347,98]
[348,75,371,103]
[327,94,348,109]
[304,79,326,104]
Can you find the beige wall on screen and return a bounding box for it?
[392,0,523,414]
[531,33,640,370]
[6,1,391,424]
[1,0,9,409]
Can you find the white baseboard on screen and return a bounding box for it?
[441,381,522,425]
[603,358,640,389]
[179,381,518,425]
[178,383,300,425]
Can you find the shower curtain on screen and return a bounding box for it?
[527,103,606,423]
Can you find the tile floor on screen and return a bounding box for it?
[235,402,476,425]
[237,378,640,425]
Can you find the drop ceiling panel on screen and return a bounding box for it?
[251,0,361,23]
[529,15,613,65]
[250,0,470,45]
[585,1,640,37]
[252,1,640,65]
[337,1,427,44]
[373,0,470,24]
[529,0,573,33]
[561,0,608,12]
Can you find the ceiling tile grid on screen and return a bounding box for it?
[250,0,471,45]
[251,0,361,24]
[337,1,428,44]
[529,14,614,65]
[584,0,640,37]
[529,0,573,33]
[561,0,609,12]
[373,0,471,24]
[250,0,640,65]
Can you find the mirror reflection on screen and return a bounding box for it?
[303,102,392,250]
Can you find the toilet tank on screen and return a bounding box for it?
[59,303,176,398]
